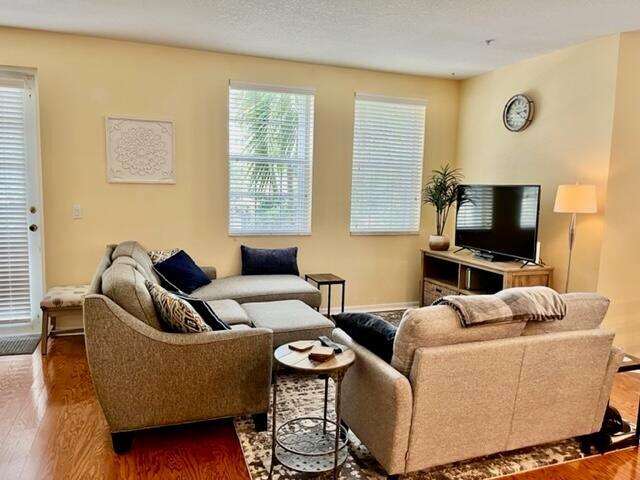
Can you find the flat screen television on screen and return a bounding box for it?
[455,184,541,262]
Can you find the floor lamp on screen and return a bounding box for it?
[553,184,597,293]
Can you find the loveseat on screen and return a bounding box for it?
[84,241,326,452]
[333,293,622,478]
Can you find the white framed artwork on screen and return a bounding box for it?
[105,116,175,184]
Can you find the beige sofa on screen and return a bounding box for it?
[84,241,328,453]
[333,293,623,478]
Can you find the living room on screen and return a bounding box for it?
[0,2,639,479]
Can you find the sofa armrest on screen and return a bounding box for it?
[200,265,217,280]
[333,328,412,475]
[84,294,272,432]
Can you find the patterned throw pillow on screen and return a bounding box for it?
[145,281,212,333]
[148,248,180,265]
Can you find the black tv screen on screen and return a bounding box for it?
[455,185,541,262]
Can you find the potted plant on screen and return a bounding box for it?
[422,165,467,251]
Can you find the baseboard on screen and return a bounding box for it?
[325,301,419,315]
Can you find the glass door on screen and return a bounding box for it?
[0,71,43,326]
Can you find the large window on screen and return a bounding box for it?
[350,94,426,234]
[228,82,314,235]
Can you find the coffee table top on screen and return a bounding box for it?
[305,273,345,284]
[274,341,355,374]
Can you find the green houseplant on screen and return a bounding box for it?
[422,165,467,251]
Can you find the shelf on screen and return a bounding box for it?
[425,277,459,290]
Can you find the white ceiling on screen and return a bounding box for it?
[1,0,640,78]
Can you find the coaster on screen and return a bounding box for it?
[288,340,315,352]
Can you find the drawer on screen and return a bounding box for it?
[423,280,458,305]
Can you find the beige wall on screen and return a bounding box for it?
[0,27,460,312]
[456,36,620,293]
[597,31,640,354]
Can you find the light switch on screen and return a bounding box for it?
[72,204,82,219]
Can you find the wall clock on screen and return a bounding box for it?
[503,94,534,132]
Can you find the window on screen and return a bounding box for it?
[228,82,314,235]
[350,94,426,234]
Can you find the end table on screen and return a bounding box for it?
[269,341,355,479]
[305,273,346,316]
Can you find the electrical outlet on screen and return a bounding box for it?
[72,204,82,219]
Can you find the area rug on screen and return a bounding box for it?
[235,373,592,479]
[0,333,41,356]
[235,309,597,479]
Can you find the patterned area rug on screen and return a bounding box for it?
[234,310,592,479]
[0,333,41,356]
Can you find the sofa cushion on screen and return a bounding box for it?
[154,250,211,294]
[101,262,162,330]
[333,312,397,363]
[191,274,321,308]
[522,292,609,336]
[207,299,251,326]
[112,241,159,284]
[391,305,526,376]
[243,300,334,348]
[146,281,212,333]
[241,245,300,276]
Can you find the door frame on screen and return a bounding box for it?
[0,66,45,329]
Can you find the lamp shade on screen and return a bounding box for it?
[553,184,597,214]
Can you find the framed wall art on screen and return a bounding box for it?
[105,116,175,184]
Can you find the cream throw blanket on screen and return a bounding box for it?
[433,286,566,327]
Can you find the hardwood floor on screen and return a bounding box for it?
[0,336,638,479]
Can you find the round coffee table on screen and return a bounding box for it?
[269,341,356,479]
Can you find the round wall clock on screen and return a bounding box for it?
[503,94,534,132]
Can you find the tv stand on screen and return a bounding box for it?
[420,248,554,306]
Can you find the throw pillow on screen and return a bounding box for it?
[148,248,180,265]
[241,245,299,276]
[333,312,398,363]
[175,293,230,331]
[153,250,211,294]
[146,281,212,333]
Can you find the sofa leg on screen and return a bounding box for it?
[387,476,399,480]
[111,431,133,454]
[253,413,268,432]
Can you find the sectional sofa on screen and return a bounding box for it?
[83,241,334,452]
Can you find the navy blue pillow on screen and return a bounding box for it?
[241,246,299,276]
[153,250,211,294]
[333,312,397,363]
[175,293,230,331]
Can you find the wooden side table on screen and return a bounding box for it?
[270,341,355,479]
[305,273,346,316]
[40,285,88,355]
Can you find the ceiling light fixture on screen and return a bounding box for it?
[485,39,496,46]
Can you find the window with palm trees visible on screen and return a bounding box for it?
[228,83,314,235]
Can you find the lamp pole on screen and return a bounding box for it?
[564,212,577,293]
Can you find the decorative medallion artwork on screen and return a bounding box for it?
[106,116,175,183]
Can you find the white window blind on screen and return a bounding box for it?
[228,82,314,235]
[350,94,426,234]
[0,78,31,322]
